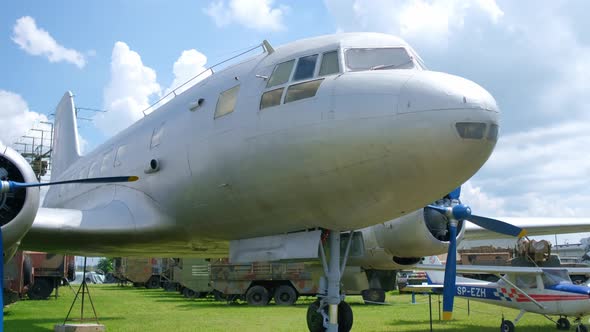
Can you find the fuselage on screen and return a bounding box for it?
[42,33,500,255]
[451,281,590,317]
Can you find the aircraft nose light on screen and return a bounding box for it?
[455,122,486,139]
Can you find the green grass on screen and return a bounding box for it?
[4,284,582,331]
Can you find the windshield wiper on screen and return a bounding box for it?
[369,59,414,71]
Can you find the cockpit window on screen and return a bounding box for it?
[319,50,339,76]
[345,48,414,71]
[267,59,295,88]
[542,269,572,287]
[293,54,318,81]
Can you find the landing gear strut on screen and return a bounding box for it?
[306,230,353,332]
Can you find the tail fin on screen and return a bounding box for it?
[422,256,445,284]
[51,91,80,180]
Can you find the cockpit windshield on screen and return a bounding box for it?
[542,269,572,287]
[345,48,415,71]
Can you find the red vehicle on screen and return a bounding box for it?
[3,251,75,303]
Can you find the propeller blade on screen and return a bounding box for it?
[442,221,457,320]
[1,176,139,193]
[447,187,461,200]
[469,214,527,238]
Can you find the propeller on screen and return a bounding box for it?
[426,188,527,320]
[0,176,139,193]
[0,174,138,327]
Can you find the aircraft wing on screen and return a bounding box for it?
[20,187,182,257]
[464,217,590,240]
[401,284,443,292]
[419,264,546,274]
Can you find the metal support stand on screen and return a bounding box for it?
[62,257,99,325]
[411,292,417,304]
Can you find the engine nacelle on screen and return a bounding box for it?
[353,208,465,269]
[0,143,40,258]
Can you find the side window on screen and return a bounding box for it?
[285,79,323,103]
[319,51,339,76]
[293,54,318,81]
[260,88,284,110]
[214,85,240,119]
[150,122,165,149]
[114,145,128,167]
[266,60,295,88]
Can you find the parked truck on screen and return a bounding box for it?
[3,251,75,303]
[175,258,395,305]
[117,257,176,288]
[26,252,75,300]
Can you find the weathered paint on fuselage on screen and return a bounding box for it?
[40,33,499,256]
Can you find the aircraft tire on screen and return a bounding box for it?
[274,285,297,305]
[245,285,269,306]
[306,299,353,332]
[362,288,386,304]
[27,278,54,300]
[557,318,571,330]
[576,324,588,332]
[500,320,515,332]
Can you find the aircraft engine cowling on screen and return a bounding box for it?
[0,144,40,258]
[356,208,465,269]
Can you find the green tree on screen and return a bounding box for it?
[97,257,114,274]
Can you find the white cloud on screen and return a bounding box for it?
[469,121,590,217]
[324,1,590,224]
[165,49,211,97]
[204,0,288,31]
[96,42,161,137]
[11,16,86,68]
[0,90,49,147]
[327,0,503,47]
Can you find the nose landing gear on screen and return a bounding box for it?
[306,230,354,332]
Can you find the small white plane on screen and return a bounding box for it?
[409,256,590,332]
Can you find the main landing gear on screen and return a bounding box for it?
[306,230,354,332]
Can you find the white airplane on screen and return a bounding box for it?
[0,32,506,331]
[410,256,590,332]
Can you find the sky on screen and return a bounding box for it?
[1,1,589,245]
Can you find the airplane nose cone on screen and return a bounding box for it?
[398,71,499,114]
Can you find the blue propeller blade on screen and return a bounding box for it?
[469,214,527,238]
[427,204,526,238]
[442,222,457,320]
[0,176,139,193]
[0,226,3,331]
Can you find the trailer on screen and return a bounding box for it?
[175,258,395,305]
[26,252,75,300]
[118,257,173,288]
